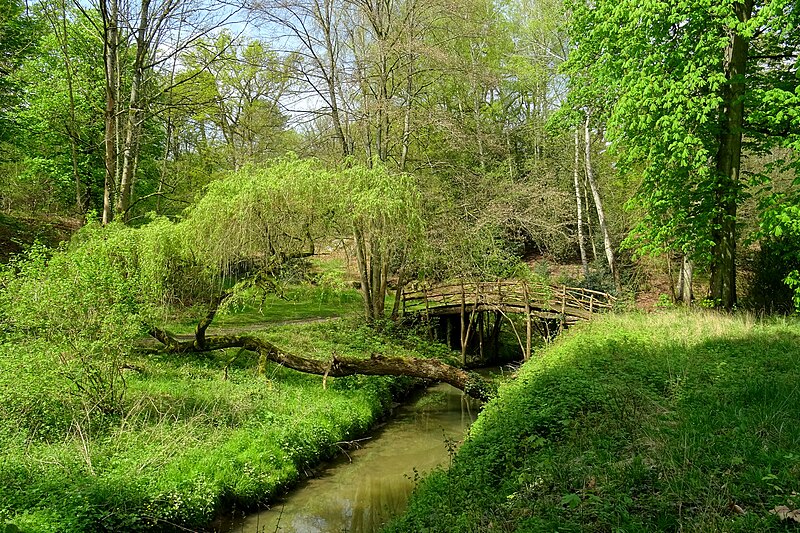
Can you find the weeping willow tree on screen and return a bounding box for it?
[181,155,423,321]
[332,163,423,321]
[143,157,496,396]
[182,157,330,276]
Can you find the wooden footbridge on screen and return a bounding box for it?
[400,280,615,362]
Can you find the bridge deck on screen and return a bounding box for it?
[401,280,615,360]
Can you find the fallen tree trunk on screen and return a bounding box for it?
[149,327,495,402]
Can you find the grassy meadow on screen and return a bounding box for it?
[0,286,453,532]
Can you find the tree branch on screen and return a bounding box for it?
[194,291,232,349]
[147,326,494,401]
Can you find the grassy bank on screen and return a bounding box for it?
[386,310,800,532]
[0,313,455,532]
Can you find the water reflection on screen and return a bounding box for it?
[228,383,480,533]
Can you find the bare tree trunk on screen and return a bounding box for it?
[677,254,694,305]
[317,0,350,157]
[574,127,589,278]
[100,0,119,225]
[118,0,151,221]
[399,39,414,170]
[353,227,374,320]
[584,113,620,292]
[151,325,492,401]
[389,257,406,320]
[370,239,381,318]
[582,174,597,260]
[148,293,496,402]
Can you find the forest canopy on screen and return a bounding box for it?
[0,0,798,306]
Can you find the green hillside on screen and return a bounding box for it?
[387,311,800,532]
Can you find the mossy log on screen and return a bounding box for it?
[149,326,494,402]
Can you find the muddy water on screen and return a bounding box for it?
[227,383,481,533]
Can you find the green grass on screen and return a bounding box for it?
[0,311,454,532]
[165,254,367,334]
[385,310,800,532]
[169,285,365,334]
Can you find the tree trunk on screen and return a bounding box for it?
[118,0,151,221]
[390,259,406,320]
[319,0,350,158]
[101,0,119,225]
[709,0,753,310]
[677,254,694,305]
[584,177,597,260]
[353,227,374,321]
[48,0,84,213]
[584,113,620,292]
[399,40,414,171]
[148,327,493,402]
[574,126,589,278]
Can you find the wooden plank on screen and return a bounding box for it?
[402,279,615,324]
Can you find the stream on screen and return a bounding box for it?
[224,382,482,533]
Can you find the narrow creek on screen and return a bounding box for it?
[224,382,482,533]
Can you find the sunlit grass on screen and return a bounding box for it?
[0,284,435,532]
[387,310,800,532]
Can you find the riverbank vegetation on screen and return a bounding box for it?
[0,294,450,530]
[387,311,800,532]
[1,0,799,530]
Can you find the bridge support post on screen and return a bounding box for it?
[460,282,467,366]
[446,315,453,349]
[477,312,484,360]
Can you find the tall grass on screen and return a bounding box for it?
[0,318,443,532]
[386,310,800,532]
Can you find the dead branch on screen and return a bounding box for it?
[148,326,493,401]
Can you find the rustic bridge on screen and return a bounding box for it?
[400,280,615,362]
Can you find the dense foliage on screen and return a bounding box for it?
[0,231,460,531]
[563,0,800,307]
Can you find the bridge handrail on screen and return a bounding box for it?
[400,279,616,319]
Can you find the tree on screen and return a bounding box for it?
[180,33,295,170]
[183,156,422,322]
[70,0,242,223]
[583,112,620,292]
[335,162,422,321]
[0,0,37,148]
[564,0,800,309]
[10,2,108,214]
[251,0,354,159]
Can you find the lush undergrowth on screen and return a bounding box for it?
[386,310,800,532]
[0,310,455,532]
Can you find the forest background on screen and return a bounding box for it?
[1,0,796,311]
[1,0,800,530]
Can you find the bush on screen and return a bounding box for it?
[742,239,800,313]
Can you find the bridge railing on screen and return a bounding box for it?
[400,280,616,321]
